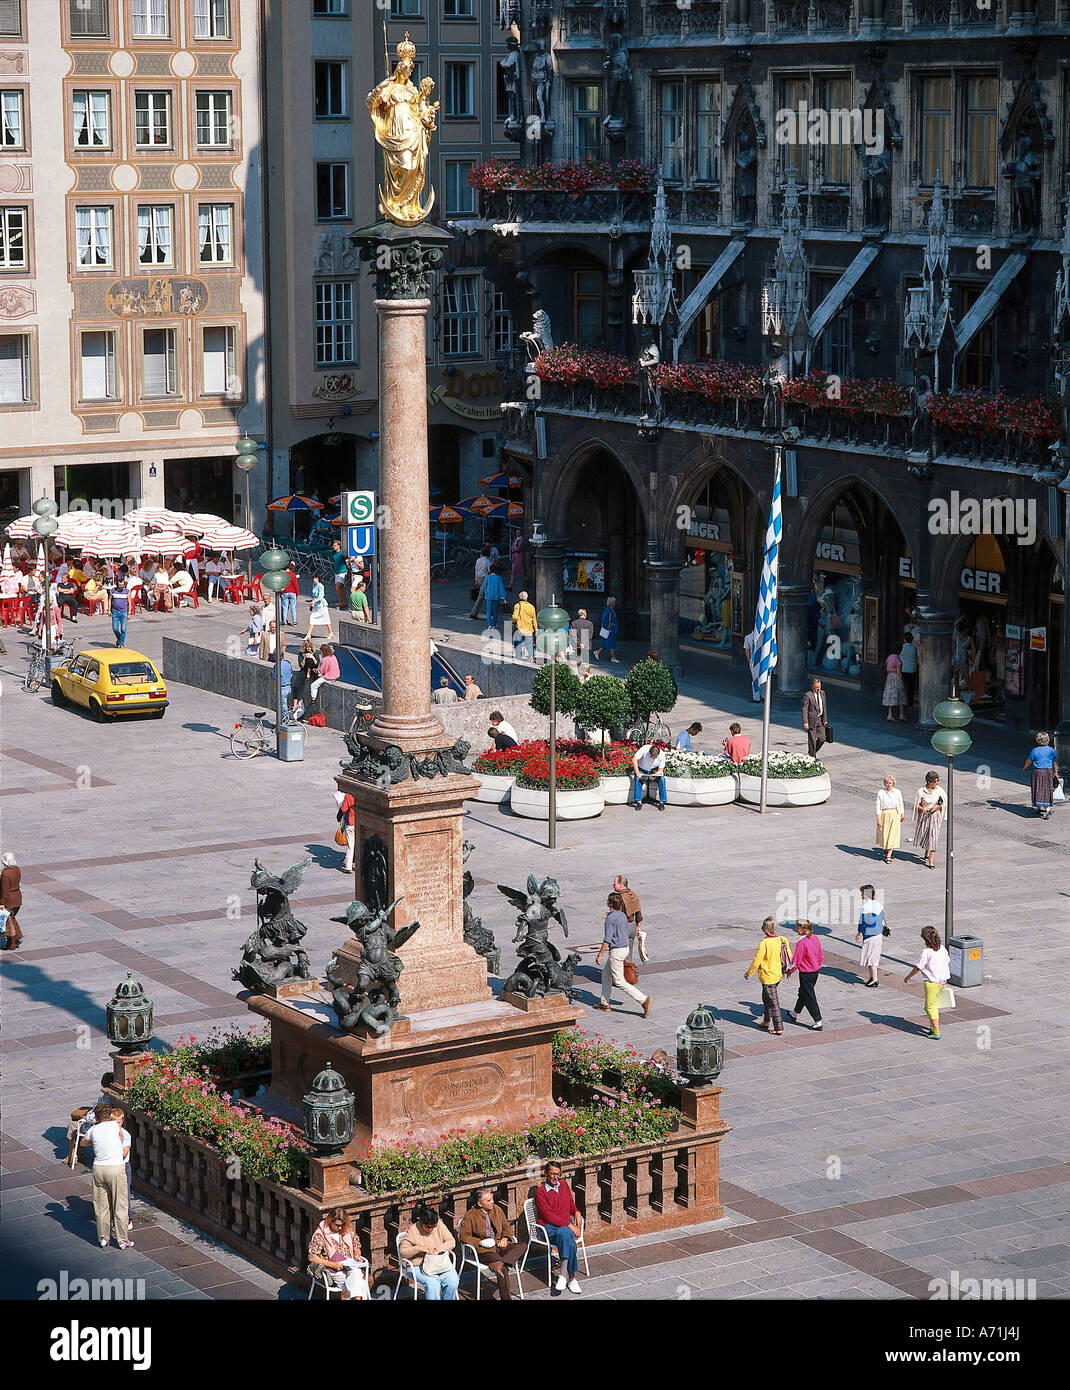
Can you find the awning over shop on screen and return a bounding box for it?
[807,243,881,346]
[674,237,747,353]
[953,251,1029,355]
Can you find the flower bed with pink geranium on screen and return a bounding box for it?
[532,344,637,390]
[469,156,655,196]
[925,389,1060,441]
[781,369,912,416]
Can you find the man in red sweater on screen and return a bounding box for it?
[534,1160,583,1294]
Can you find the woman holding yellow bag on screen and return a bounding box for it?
[904,926,952,1039]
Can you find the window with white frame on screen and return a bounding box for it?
[0,205,27,268]
[0,333,30,403]
[75,206,113,268]
[134,91,171,146]
[202,324,237,395]
[0,1,21,40]
[69,0,108,37]
[1,90,23,148]
[492,288,514,355]
[444,160,474,214]
[314,60,348,118]
[198,203,233,262]
[444,63,475,118]
[73,91,110,146]
[658,82,684,181]
[195,90,231,146]
[442,274,479,355]
[573,83,600,159]
[193,0,229,39]
[696,80,720,182]
[142,327,177,396]
[132,0,168,37]
[79,330,117,400]
[313,0,348,13]
[316,163,349,220]
[137,205,173,264]
[315,281,355,366]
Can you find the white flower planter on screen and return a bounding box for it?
[601,774,632,805]
[509,783,605,820]
[737,772,832,807]
[664,774,738,807]
[472,772,514,804]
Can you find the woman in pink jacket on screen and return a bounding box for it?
[784,919,824,1030]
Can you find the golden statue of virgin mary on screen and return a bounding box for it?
[365,34,439,226]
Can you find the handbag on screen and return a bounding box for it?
[623,960,639,987]
[935,984,956,1010]
[599,626,611,640]
[1054,783,1066,803]
[423,1250,451,1277]
[334,826,348,847]
[824,723,835,743]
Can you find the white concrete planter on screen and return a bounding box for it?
[601,774,632,805]
[737,772,832,807]
[471,771,514,804]
[664,774,739,806]
[510,782,605,820]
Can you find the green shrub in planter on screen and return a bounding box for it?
[530,659,583,716]
[575,674,631,753]
[625,659,678,723]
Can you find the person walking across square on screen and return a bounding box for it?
[744,916,793,1036]
[904,925,951,1040]
[593,597,619,662]
[482,565,506,631]
[784,920,823,1029]
[594,892,651,1017]
[511,590,538,661]
[856,884,887,987]
[801,677,829,756]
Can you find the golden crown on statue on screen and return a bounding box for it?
[397,33,417,63]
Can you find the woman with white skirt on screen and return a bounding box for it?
[875,775,905,864]
[308,1209,370,1300]
[855,884,887,987]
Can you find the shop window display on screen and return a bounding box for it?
[810,571,864,676]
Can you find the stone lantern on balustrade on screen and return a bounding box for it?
[105,972,155,1087]
[677,1003,725,1086]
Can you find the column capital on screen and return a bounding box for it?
[352,219,453,300]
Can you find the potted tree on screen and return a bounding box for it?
[624,658,678,736]
[662,750,739,806]
[737,751,832,806]
[574,674,632,756]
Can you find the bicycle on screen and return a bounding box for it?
[24,639,74,693]
[230,710,277,759]
[624,715,673,747]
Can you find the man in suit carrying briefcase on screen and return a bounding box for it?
[801,677,830,757]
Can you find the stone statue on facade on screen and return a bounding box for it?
[521,307,554,360]
[327,897,420,1036]
[365,34,439,226]
[1004,134,1041,235]
[734,128,758,225]
[501,33,523,136]
[602,35,631,135]
[233,858,313,993]
[531,40,554,127]
[462,840,501,975]
[861,147,891,231]
[361,834,389,912]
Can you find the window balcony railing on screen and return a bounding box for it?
[643,0,722,36]
[770,185,852,232]
[772,0,811,28]
[814,0,852,27]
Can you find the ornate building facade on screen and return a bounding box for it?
[473,0,1070,738]
[0,0,267,526]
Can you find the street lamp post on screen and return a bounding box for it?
[930,689,974,949]
[259,547,291,757]
[536,599,570,850]
[32,498,59,683]
[235,434,259,582]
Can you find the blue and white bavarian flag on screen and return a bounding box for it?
[746,452,782,701]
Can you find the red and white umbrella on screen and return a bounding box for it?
[183,512,227,535]
[197,524,259,551]
[123,506,190,529]
[78,521,144,559]
[5,514,37,539]
[143,534,198,558]
[0,542,15,585]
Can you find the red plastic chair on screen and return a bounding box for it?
[82,593,106,616]
[174,585,199,609]
[127,584,142,615]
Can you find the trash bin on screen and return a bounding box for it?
[277,721,305,762]
[948,934,983,988]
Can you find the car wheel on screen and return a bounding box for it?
[51,681,67,707]
[90,698,107,723]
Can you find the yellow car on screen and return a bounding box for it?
[50,648,168,722]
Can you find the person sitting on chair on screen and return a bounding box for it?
[399,1204,459,1301]
[308,1208,369,1300]
[458,1188,526,1301]
[534,1160,583,1295]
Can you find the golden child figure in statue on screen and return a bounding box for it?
[365,34,439,226]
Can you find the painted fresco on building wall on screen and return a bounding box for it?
[563,553,605,592]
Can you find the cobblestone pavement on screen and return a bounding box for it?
[1,584,1066,1301]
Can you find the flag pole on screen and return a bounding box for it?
[759,669,773,814]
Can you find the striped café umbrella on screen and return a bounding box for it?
[124,506,190,529]
[78,521,145,559]
[0,542,15,585]
[478,473,523,489]
[197,523,260,551]
[267,494,324,512]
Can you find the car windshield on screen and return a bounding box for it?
[109,662,159,684]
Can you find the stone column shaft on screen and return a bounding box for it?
[647,562,683,672]
[916,610,956,731]
[370,297,446,752]
[776,583,811,697]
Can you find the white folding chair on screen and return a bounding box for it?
[520,1198,590,1288]
[393,1233,423,1300]
[459,1241,525,1301]
[307,1256,369,1301]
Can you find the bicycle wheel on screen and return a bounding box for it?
[230,726,258,759]
[23,661,43,693]
[652,719,672,745]
[253,726,276,756]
